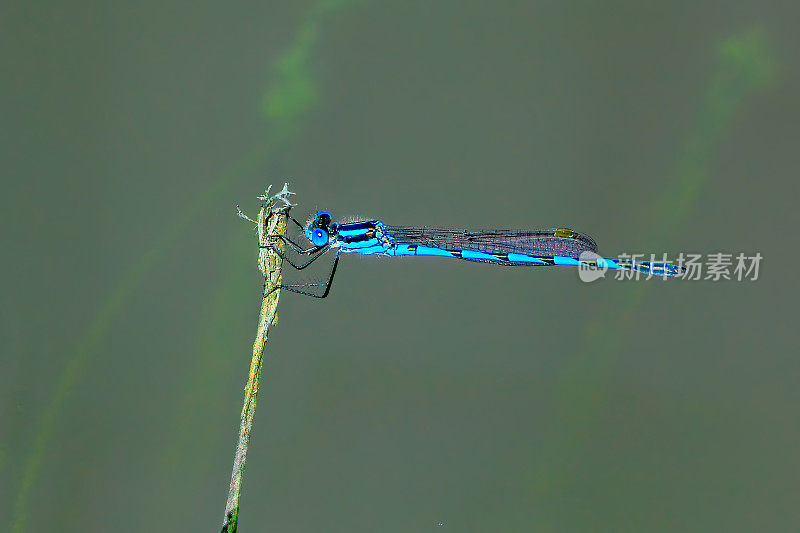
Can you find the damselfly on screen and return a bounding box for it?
[263,210,685,298]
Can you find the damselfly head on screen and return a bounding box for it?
[306,210,335,246]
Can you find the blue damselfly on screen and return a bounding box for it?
[263,210,685,298]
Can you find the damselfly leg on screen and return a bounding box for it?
[260,209,332,269]
[264,251,340,299]
[261,238,331,270]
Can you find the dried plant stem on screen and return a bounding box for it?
[222,186,293,532]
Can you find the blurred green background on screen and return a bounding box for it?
[2,1,799,531]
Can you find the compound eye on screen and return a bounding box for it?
[317,211,332,226]
[311,228,329,246]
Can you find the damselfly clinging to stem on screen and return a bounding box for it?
[251,208,685,298]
